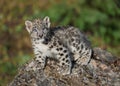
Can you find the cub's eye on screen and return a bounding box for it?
[33,29,37,32]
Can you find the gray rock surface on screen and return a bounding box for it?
[8,47,120,86]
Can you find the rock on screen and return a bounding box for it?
[8,47,120,86]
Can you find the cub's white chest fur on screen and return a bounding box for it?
[35,43,50,53]
[34,43,54,57]
[35,43,49,52]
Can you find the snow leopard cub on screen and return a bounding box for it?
[25,16,92,74]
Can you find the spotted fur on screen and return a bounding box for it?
[25,16,92,75]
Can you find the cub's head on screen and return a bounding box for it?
[25,16,50,42]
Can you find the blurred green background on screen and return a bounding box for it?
[0,0,120,85]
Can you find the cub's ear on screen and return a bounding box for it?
[25,20,33,33]
[43,16,50,28]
